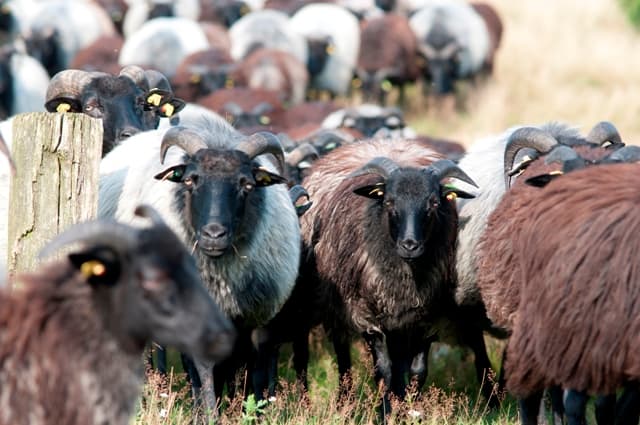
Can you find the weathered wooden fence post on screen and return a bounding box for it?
[7,112,103,275]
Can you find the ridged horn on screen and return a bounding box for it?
[285,143,319,167]
[544,145,579,164]
[160,126,208,164]
[119,65,149,91]
[143,69,171,92]
[45,69,105,104]
[38,220,137,261]
[504,127,558,188]
[586,121,623,147]
[348,156,400,180]
[606,145,640,163]
[429,159,478,187]
[235,131,285,174]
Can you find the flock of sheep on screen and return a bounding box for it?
[0,0,639,425]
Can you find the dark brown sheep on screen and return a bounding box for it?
[0,206,234,425]
[505,162,640,424]
[410,135,466,161]
[356,13,420,105]
[171,47,236,103]
[470,2,503,73]
[231,47,309,105]
[283,100,339,129]
[70,35,124,75]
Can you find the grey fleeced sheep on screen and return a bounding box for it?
[0,45,50,119]
[0,205,235,425]
[98,114,301,414]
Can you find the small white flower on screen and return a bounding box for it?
[408,409,422,418]
[159,409,168,418]
[268,396,277,403]
[160,392,169,398]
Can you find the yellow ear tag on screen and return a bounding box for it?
[259,115,271,125]
[549,170,564,176]
[225,78,234,89]
[80,260,106,279]
[446,192,457,201]
[256,169,272,184]
[160,103,175,117]
[352,78,362,88]
[190,74,201,84]
[326,44,336,55]
[381,80,392,92]
[56,103,71,113]
[147,93,163,106]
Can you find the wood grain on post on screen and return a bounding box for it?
[7,112,103,275]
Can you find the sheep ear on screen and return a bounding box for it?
[524,170,564,188]
[158,97,186,118]
[253,167,288,187]
[353,182,385,199]
[146,88,172,107]
[154,165,187,183]
[68,249,121,286]
[44,97,82,113]
[441,184,476,200]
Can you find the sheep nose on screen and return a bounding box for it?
[400,238,420,252]
[201,224,228,240]
[118,127,140,140]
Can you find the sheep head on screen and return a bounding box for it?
[39,204,235,362]
[349,157,477,259]
[154,127,287,258]
[44,66,185,156]
[339,105,406,138]
[418,22,462,96]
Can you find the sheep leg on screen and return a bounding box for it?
[563,389,588,425]
[387,333,408,399]
[192,358,218,422]
[518,391,543,425]
[614,382,640,425]
[181,353,202,399]
[292,331,310,391]
[547,386,566,425]
[331,330,353,399]
[267,345,280,397]
[156,345,167,375]
[462,326,500,408]
[250,327,275,401]
[409,334,436,391]
[593,393,615,425]
[363,331,393,419]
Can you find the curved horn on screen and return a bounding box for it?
[544,145,579,164]
[160,126,208,164]
[235,131,286,174]
[348,156,400,180]
[586,121,623,147]
[606,145,640,163]
[429,159,478,187]
[119,65,149,91]
[45,69,105,103]
[143,69,171,92]
[38,220,137,261]
[285,143,319,167]
[504,127,558,188]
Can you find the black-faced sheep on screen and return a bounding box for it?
[321,103,416,139]
[408,0,493,96]
[69,34,124,75]
[199,0,252,27]
[98,116,301,415]
[355,13,420,105]
[121,0,200,38]
[499,160,640,425]
[0,205,235,425]
[93,0,129,35]
[297,138,484,415]
[171,47,236,104]
[20,0,117,76]
[232,47,310,106]
[44,65,185,156]
[289,3,360,98]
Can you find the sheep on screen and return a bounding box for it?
[410,134,466,162]
[69,34,124,75]
[93,0,129,35]
[198,86,287,133]
[408,0,491,96]
[118,17,210,80]
[289,3,360,98]
[20,0,117,76]
[198,0,252,27]
[469,2,503,74]
[296,137,488,415]
[321,103,417,139]
[494,160,640,425]
[44,65,185,156]
[355,13,421,105]
[98,116,301,414]
[229,9,308,65]
[198,22,232,53]
[171,47,236,103]
[0,205,235,425]
[232,47,310,105]
[121,0,200,38]
[0,44,50,119]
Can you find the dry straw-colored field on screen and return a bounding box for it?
[133,1,640,424]
[407,0,640,147]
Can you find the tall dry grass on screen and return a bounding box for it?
[407,0,640,147]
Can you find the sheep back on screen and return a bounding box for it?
[505,162,640,396]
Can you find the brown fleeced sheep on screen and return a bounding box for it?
[70,34,124,75]
[505,161,640,424]
[0,206,235,425]
[171,47,236,103]
[356,13,421,105]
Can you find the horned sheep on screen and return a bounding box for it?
[98,115,301,414]
[0,205,235,425]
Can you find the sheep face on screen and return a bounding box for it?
[352,161,476,260]
[341,109,405,138]
[24,26,62,76]
[419,27,461,96]
[222,101,276,129]
[306,37,332,77]
[154,149,287,258]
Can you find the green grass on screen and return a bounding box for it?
[619,0,640,28]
